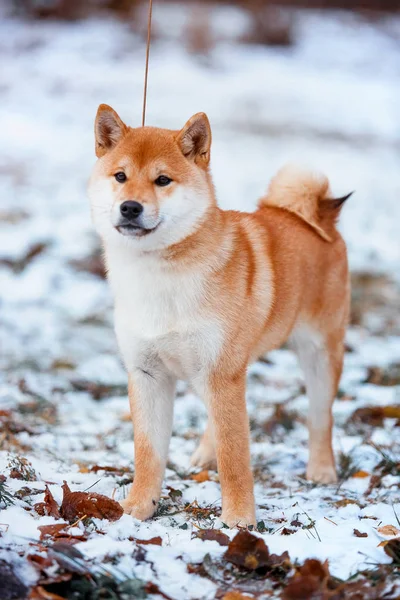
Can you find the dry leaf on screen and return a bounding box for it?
[365,366,400,387]
[350,405,400,427]
[290,519,303,527]
[60,481,123,522]
[194,529,230,546]
[281,527,295,535]
[27,554,53,569]
[222,593,250,600]
[145,582,175,599]
[70,380,126,400]
[77,463,89,474]
[334,498,360,508]
[134,536,162,546]
[89,465,131,475]
[224,530,270,571]
[29,586,66,600]
[365,474,382,497]
[352,470,370,478]
[383,538,400,562]
[69,250,106,280]
[353,529,368,538]
[383,406,400,418]
[190,470,210,483]
[37,523,87,544]
[377,525,400,537]
[38,523,69,540]
[283,558,331,600]
[34,485,60,518]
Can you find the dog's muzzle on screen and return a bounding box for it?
[116,201,160,237]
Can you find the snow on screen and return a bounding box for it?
[0,4,399,598]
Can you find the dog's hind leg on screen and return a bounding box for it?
[191,420,217,470]
[291,325,344,484]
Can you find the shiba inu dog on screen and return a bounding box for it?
[88,105,350,527]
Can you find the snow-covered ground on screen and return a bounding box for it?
[0,5,399,598]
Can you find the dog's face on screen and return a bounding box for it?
[88,105,214,251]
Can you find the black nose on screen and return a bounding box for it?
[120,201,143,220]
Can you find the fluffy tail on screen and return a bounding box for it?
[258,165,352,242]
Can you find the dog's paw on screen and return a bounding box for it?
[191,443,217,471]
[120,497,157,521]
[221,509,256,529]
[306,462,337,484]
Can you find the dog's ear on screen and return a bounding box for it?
[95,104,128,158]
[176,113,211,167]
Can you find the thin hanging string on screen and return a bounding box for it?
[142,0,153,127]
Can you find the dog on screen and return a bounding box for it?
[88,105,350,527]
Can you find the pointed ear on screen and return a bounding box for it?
[94,104,128,158]
[176,113,211,166]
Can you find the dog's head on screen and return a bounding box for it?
[88,105,214,251]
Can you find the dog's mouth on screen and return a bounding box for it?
[116,222,160,237]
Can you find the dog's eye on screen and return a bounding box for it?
[114,172,127,183]
[154,175,172,187]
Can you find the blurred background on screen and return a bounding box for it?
[0,0,399,377]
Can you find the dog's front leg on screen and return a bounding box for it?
[120,370,176,520]
[206,370,256,528]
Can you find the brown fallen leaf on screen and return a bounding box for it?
[27,554,54,569]
[133,536,162,546]
[145,582,174,600]
[283,558,331,600]
[89,465,131,475]
[334,498,360,508]
[37,523,87,544]
[349,405,400,427]
[352,470,370,478]
[34,485,60,518]
[224,530,270,571]
[0,242,48,274]
[194,529,230,546]
[38,523,69,540]
[364,473,382,497]
[290,519,303,527]
[365,365,400,387]
[222,593,250,600]
[70,380,127,400]
[77,463,89,474]
[29,586,66,599]
[281,527,295,536]
[60,481,123,522]
[69,249,106,280]
[78,464,131,476]
[377,525,400,537]
[353,529,368,538]
[383,538,400,563]
[263,405,297,437]
[190,470,210,483]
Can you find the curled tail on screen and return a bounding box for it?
[258,164,352,242]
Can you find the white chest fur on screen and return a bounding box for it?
[106,246,223,382]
